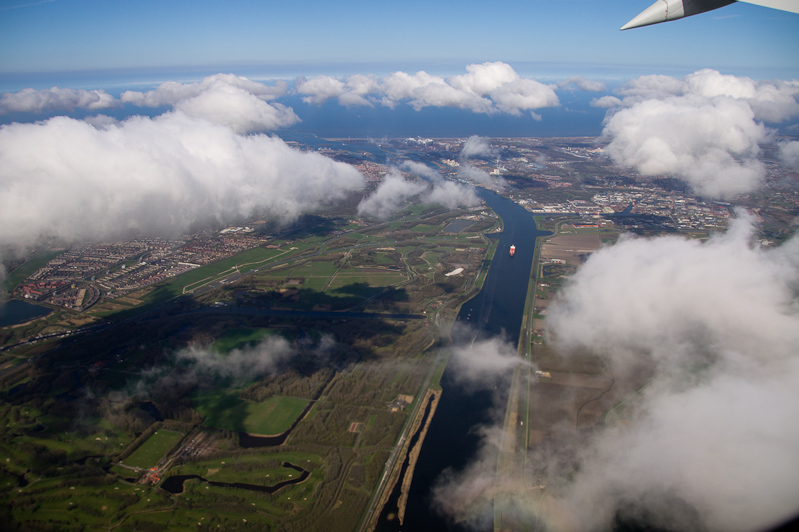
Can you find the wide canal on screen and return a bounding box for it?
[383,188,549,531]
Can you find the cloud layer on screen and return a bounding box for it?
[0,75,297,134]
[540,215,799,532]
[0,86,119,114]
[598,69,799,199]
[0,111,363,251]
[121,74,296,133]
[357,163,480,219]
[296,62,560,116]
[176,334,335,384]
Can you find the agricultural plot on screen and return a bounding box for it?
[194,391,310,435]
[9,480,172,530]
[124,429,183,469]
[169,451,322,485]
[212,327,273,353]
[177,246,288,293]
[1,203,495,532]
[327,271,407,294]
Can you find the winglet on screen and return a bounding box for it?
[621,0,671,30]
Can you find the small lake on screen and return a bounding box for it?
[0,299,51,328]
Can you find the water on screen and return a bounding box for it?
[0,299,51,328]
[0,89,606,139]
[396,189,549,531]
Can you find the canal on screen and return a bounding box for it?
[383,188,549,531]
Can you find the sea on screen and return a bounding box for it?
[0,62,621,138]
[3,61,797,137]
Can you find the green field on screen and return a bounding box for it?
[124,429,183,469]
[87,245,310,318]
[291,260,339,278]
[212,327,273,353]
[1,250,64,291]
[194,392,310,435]
[169,451,322,485]
[172,246,288,294]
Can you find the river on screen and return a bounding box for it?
[378,189,549,531]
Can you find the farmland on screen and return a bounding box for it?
[0,201,497,531]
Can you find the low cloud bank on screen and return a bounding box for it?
[596,69,799,199]
[431,330,534,528]
[431,216,799,532]
[538,214,799,532]
[0,86,118,114]
[2,65,614,121]
[456,135,502,187]
[0,111,363,256]
[0,75,297,134]
[121,74,296,133]
[357,163,480,219]
[176,334,335,384]
[296,62,560,116]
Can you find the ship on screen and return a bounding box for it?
[509,244,516,257]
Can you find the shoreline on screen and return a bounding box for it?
[397,389,441,526]
[368,387,441,530]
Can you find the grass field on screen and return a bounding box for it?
[1,250,65,292]
[170,451,322,485]
[327,272,406,291]
[194,391,310,435]
[176,246,288,294]
[212,327,273,353]
[88,245,309,319]
[290,261,339,278]
[124,429,183,469]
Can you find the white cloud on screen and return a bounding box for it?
[590,95,623,108]
[608,70,799,124]
[358,163,480,219]
[0,86,119,114]
[357,169,428,219]
[430,330,535,528]
[400,161,480,209]
[177,335,295,382]
[295,62,559,115]
[449,61,520,95]
[121,73,288,107]
[454,136,504,187]
[458,164,497,186]
[432,217,799,532]
[779,140,799,169]
[598,70,799,199]
[461,135,493,159]
[173,82,298,133]
[295,75,347,105]
[447,335,531,389]
[176,334,335,384]
[557,76,606,92]
[603,94,769,198]
[539,215,799,532]
[295,74,378,107]
[685,69,799,123]
[424,179,481,210]
[0,112,364,252]
[121,75,296,133]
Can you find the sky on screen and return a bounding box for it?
[1,0,798,89]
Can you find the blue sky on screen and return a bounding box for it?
[1,0,798,88]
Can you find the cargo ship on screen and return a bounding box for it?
[509,244,516,257]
